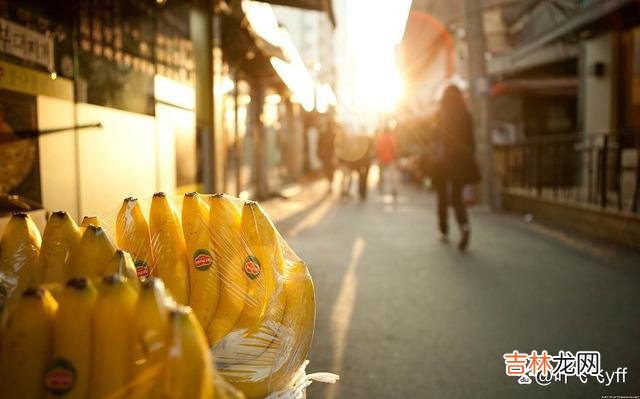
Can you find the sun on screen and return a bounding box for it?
[353,52,404,113]
[346,0,410,115]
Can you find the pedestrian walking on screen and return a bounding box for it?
[336,133,373,201]
[431,85,480,251]
[317,122,337,195]
[375,121,399,198]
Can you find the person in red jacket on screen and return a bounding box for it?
[376,121,399,198]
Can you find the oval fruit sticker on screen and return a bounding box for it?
[193,249,214,271]
[243,255,261,280]
[45,358,76,395]
[134,260,150,280]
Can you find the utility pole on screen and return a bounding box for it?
[191,0,215,193]
[464,0,493,208]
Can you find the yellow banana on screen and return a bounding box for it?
[129,277,170,399]
[41,211,81,284]
[233,201,285,332]
[69,225,115,278]
[45,277,97,399]
[41,282,65,303]
[207,194,248,344]
[0,286,57,399]
[105,249,140,293]
[79,215,105,229]
[116,197,155,281]
[78,216,106,238]
[226,261,315,399]
[150,192,190,304]
[0,212,42,310]
[161,305,214,399]
[90,274,138,398]
[182,192,219,331]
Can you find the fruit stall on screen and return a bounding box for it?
[0,192,338,398]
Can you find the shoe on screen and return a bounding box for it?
[459,226,470,251]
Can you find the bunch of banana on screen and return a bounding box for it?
[0,278,244,399]
[218,260,315,399]
[116,197,155,281]
[0,191,316,398]
[150,193,190,304]
[0,212,42,311]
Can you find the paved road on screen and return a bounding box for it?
[267,180,640,399]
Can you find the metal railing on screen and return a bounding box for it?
[494,131,640,213]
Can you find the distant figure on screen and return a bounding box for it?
[337,133,373,201]
[317,123,336,194]
[375,121,399,198]
[431,85,480,250]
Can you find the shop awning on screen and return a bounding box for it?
[256,0,335,26]
[221,1,315,109]
[488,43,578,76]
[490,0,638,76]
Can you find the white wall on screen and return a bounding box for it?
[583,32,616,135]
[37,96,79,221]
[74,103,157,218]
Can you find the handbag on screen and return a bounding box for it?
[462,184,478,206]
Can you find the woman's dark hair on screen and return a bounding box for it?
[440,85,467,113]
[436,84,474,151]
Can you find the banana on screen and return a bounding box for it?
[233,201,285,333]
[161,305,214,399]
[0,286,57,399]
[116,197,155,281]
[0,212,42,310]
[207,193,248,344]
[41,211,81,284]
[149,192,190,304]
[182,192,219,331]
[78,216,107,238]
[105,249,140,293]
[69,225,115,278]
[45,277,97,399]
[225,261,315,399]
[129,277,170,399]
[90,274,138,398]
[80,215,105,229]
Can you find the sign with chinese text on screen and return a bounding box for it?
[0,18,54,70]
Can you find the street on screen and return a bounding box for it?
[267,179,640,398]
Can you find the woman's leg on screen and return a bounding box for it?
[451,181,470,250]
[389,162,399,196]
[435,180,448,235]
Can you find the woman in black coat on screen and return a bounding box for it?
[431,85,480,250]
